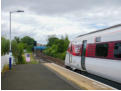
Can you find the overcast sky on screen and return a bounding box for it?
[1,0,121,44]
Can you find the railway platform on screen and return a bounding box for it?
[1,58,117,90]
[1,64,78,90]
[43,62,116,90]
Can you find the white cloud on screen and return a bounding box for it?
[1,0,121,44]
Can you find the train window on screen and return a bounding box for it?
[95,44,108,57]
[114,42,121,58]
[75,45,80,53]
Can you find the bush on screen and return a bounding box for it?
[1,36,36,64]
[1,37,9,55]
[16,43,25,64]
[44,35,69,60]
[12,40,25,64]
[56,51,66,60]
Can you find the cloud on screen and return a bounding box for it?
[1,0,121,44]
[2,0,121,14]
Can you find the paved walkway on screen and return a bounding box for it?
[1,64,77,90]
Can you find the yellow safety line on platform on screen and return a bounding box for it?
[43,63,116,90]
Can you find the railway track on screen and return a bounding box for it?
[35,53,121,90]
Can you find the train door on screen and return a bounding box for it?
[69,44,72,64]
[69,53,72,63]
[81,40,87,71]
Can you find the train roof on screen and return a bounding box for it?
[77,24,121,38]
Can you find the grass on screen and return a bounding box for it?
[23,53,39,64]
[2,64,9,74]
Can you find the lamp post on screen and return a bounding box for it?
[9,10,24,70]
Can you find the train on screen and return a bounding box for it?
[65,24,121,84]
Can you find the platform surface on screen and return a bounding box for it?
[1,64,77,90]
[43,63,116,90]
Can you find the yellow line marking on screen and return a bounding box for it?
[43,63,116,90]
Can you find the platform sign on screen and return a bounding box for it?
[26,54,30,62]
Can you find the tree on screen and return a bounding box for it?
[11,40,18,57]
[21,36,35,45]
[14,36,20,43]
[57,39,65,53]
[1,37,10,55]
[47,36,59,47]
[1,36,36,64]
[44,35,70,60]
[63,35,70,51]
[21,36,35,52]
[17,43,25,64]
[12,40,25,64]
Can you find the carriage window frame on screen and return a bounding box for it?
[114,42,121,58]
[95,43,108,57]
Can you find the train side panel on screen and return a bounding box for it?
[65,52,70,66]
[85,57,121,83]
[71,55,82,70]
[65,51,83,70]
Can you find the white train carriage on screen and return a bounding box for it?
[65,24,121,84]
